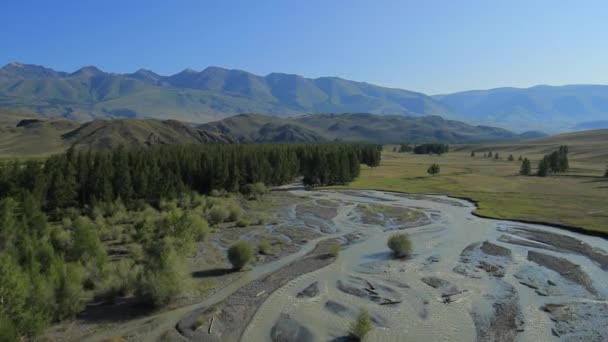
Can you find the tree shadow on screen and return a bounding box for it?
[77,297,156,324]
[191,268,233,278]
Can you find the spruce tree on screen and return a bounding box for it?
[537,158,549,177]
[471,151,475,157]
[520,158,531,176]
[508,154,514,161]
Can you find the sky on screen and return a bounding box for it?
[1,0,607,94]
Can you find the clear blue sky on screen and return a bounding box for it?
[2,0,607,94]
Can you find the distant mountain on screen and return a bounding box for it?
[0,62,450,123]
[434,85,608,132]
[1,63,606,132]
[573,120,608,130]
[200,113,541,144]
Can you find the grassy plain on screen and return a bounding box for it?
[335,130,608,234]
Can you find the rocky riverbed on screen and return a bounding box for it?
[238,189,608,342]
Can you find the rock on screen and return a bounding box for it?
[324,301,350,316]
[271,313,314,342]
[296,282,319,298]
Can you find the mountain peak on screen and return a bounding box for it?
[70,65,105,77]
[0,62,65,79]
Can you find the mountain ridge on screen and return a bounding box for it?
[1,62,607,132]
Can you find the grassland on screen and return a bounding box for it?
[334,130,608,234]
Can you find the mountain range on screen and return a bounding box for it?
[1,62,607,132]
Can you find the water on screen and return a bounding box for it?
[242,189,608,342]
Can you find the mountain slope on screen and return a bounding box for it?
[434,85,608,132]
[200,113,542,144]
[0,63,451,122]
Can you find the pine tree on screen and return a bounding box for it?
[427,164,440,176]
[471,151,475,157]
[488,151,493,158]
[508,154,514,161]
[520,158,531,176]
[537,158,549,177]
[494,153,500,160]
[518,155,523,161]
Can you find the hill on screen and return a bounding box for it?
[434,85,608,132]
[0,63,450,123]
[200,113,544,144]
[0,110,232,157]
[63,119,233,151]
[454,129,608,167]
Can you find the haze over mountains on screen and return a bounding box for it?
[1,62,607,132]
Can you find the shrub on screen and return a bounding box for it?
[387,233,412,258]
[258,239,272,255]
[227,241,254,270]
[427,163,440,176]
[241,182,269,199]
[54,262,87,320]
[227,204,242,222]
[135,240,185,307]
[329,241,341,257]
[236,218,248,228]
[349,309,373,340]
[208,205,230,225]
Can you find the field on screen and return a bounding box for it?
[335,130,608,234]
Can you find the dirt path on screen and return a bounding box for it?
[175,239,339,341]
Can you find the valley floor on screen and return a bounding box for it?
[334,150,608,234]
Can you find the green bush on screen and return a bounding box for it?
[236,218,248,228]
[241,182,269,199]
[350,309,373,340]
[329,241,341,257]
[227,241,254,270]
[54,262,87,320]
[258,239,272,255]
[135,240,185,307]
[208,205,230,225]
[387,233,412,258]
[227,204,242,222]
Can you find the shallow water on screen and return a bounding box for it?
[242,189,608,342]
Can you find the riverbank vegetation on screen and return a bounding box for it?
[0,143,379,339]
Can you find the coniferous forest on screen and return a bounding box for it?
[0,143,380,339]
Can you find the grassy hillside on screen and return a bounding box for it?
[0,110,233,156]
[334,129,608,234]
[201,113,544,144]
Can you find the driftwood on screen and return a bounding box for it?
[208,316,214,334]
[441,289,468,299]
[256,290,266,297]
[380,299,403,306]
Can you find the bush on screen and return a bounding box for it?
[349,309,373,340]
[258,239,272,255]
[236,218,248,228]
[208,205,230,225]
[387,233,412,258]
[227,241,254,270]
[227,204,242,222]
[427,163,440,176]
[329,241,341,257]
[241,182,269,199]
[135,240,185,307]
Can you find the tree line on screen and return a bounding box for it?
[0,143,380,213]
[413,143,449,155]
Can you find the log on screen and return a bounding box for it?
[208,316,214,334]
